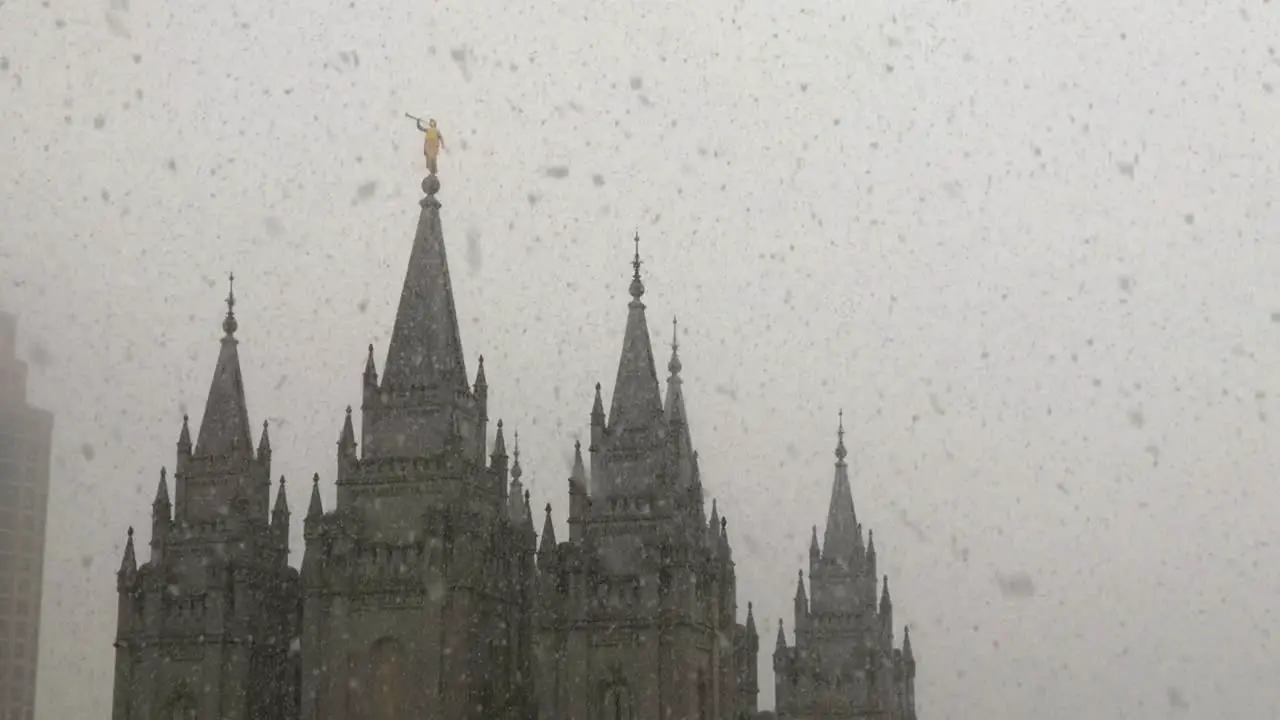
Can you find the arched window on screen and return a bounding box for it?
[370,637,407,720]
[601,681,632,720]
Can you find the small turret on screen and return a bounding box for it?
[362,344,379,415]
[794,569,808,624]
[152,468,171,514]
[538,503,557,570]
[474,355,488,459]
[176,414,192,467]
[305,474,323,524]
[257,419,271,461]
[272,476,290,533]
[522,489,535,542]
[491,420,509,497]
[774,618,788,656]
[720,516,731,560]
[589,382,605,447]
[301,474,325,582]
[339,406,357,459]
[508,431,526,524]
[117,527,137,587]
[151,468,171,563]
[568,440,588,542]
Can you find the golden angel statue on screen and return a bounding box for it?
[406,114,446,175]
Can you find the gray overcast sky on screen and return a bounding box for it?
[3,0,1279,717]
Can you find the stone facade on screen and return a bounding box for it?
[772,419,917,720]
[112,291,300,720]
[110,174,918,720]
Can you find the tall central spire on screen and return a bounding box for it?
[362,176,483,461]
[381,176,468,392]
[822,410,861,564]
[195,274,254,458]
[607,233,664,434]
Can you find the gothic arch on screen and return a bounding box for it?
[369,636,408,720]
[597,666,633,720]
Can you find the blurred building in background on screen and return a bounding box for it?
[0,312,54,720]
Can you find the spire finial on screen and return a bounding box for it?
[512,430,523,480]
[127,526,133,538]
[222,272,238,336]
[668,316,682,375]
[835,409,848,461]
[629,232,645,300]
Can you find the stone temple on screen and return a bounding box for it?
[109,173,920,719]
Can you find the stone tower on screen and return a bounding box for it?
[112,280,300,720]
[772,416,917,720]
[297,174,536,720]
[532,240,759,719]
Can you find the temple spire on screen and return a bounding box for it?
[836,408,848,462]
[195,274,254,458]
[363,343,378,385]
[153,469,170,510]
[538,503,557,566]
[608,234,663,433]
[306,473,323,520]
[571,439,587,484]
[380,174,467,392]
[822,411,860,564]
[222,272,237,336]
[508,431,526,523]
[272,476,289,526]
[118,527,136,576]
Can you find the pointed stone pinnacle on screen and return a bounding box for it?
[223,272,238,336]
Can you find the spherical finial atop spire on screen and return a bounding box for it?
[629,231,645,300]
[222,272,238,336]
[422,174,440,196]
[835,409,848,461]
[668,317,682,375]
[511,430,523,480]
